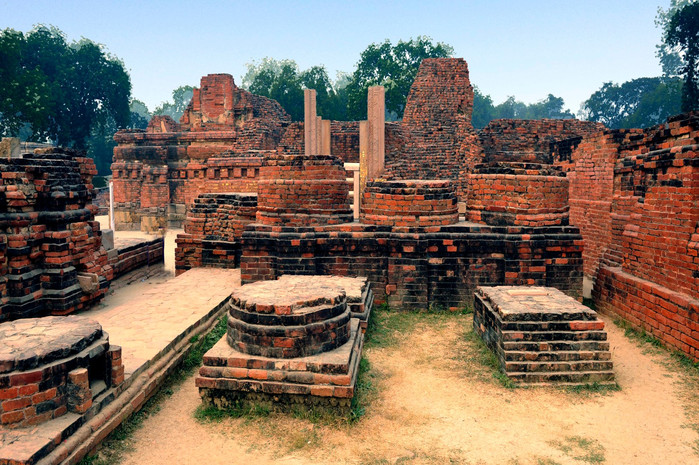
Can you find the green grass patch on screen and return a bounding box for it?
[461,327,518,389]
[79,314,228,465]
[562,382,621,396]
[548,435,606,463]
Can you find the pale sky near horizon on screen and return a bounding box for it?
[1,0,670,116]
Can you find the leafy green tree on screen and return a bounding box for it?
[472,88,574,128]
[472,87,497,129]
[656,0,696,77]
[666,1,699,111]
[345,36,454,121]
[0,25,130,174]
[153,85,194,122]
[129,99,150,129]
[580,77,682,128]
[242,58,347,121]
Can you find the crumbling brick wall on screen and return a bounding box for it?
[0,149,113,322]
[112,74,290,231]
[386,58,481,190]
[175,193,257,274]
[480,119,605,163]
[563,113,699,360]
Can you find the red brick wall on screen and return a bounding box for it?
[0,149,113,322]
[564,113,699,360]
[361,180,458,227]
[386,58,480,187]
[480,119,605,163]
[467,163,569,227]
[256,154,352,226]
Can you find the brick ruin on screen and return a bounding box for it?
[196,275,370,411]
[111,58,698,361]
[555,113,699,360]
[0,149,114,322]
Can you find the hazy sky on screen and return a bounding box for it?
[1,0,670,116]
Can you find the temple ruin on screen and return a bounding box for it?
[0,55,697,464]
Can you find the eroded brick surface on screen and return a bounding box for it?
[473,286,614,384]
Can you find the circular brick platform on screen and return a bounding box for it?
[226,277,351,358]
[361,179,458,227]
[467,162,569,227]
[256,154,353,226]
[0,316,108,428]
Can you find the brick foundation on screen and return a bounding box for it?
[0,316,123,428]
[473,286,613,384]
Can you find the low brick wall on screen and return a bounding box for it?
[241,221,583,310]
[175,193,257,275]
[361,180,458,227]
[467,163,569,227]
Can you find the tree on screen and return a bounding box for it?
[580,77,682,129]
[666,1,699,111]
[129,99,150,129]
[471,88,574,128]
[0,25,131,151]
[656,0,696,77]
[345,37,454,121]
[153,85,194,122]
[242,58,347,121]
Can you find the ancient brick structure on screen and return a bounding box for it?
[0,316,123,428]
[474,286,613,384]
[0,149,114,322]
[556,113,699,360]
[112,74,289,231]
[361,180,458,227]
[479,119,605,163]
[386,59,481,196]
[466,162,569,227]
[196,275,368,411]
[175,193,257,274]
[255,154,353,227]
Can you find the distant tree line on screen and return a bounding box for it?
[2,5,697,176]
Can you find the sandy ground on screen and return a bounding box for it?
[112,312,699,465]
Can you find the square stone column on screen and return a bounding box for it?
[367,86,385,180]
[304,89,317,155]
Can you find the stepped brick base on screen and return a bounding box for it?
[473,286,614,385]
[196,275,370,412]
[197,319,363,413]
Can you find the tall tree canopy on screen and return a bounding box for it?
[666,1,699,111]
[153,85,194,122]
[579,77,682,129]
[0,25,131,150]
[345,36,453,121]
[241,58,348,121]
[656,0,696,77]
[471,88,574,129]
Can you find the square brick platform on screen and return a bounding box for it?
[473,286,614,385]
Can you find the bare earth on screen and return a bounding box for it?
[118,313,699,465]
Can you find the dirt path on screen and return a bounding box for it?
[118,314,699,465]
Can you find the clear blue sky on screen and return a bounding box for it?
[1,0,669,116]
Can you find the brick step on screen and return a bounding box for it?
[504,360,614,373]
[507,370,616,384]
[501,330,607,342]
[500,320,605,332]
[503,350,612,362]
[503,340,611,352]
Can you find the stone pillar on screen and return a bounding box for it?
[359,120,368,192]
[304,89,317,155]
[321,119,331,155]
[367,86,385,180]
[316,116,323,154]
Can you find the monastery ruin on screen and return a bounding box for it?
[0,57,697,464]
